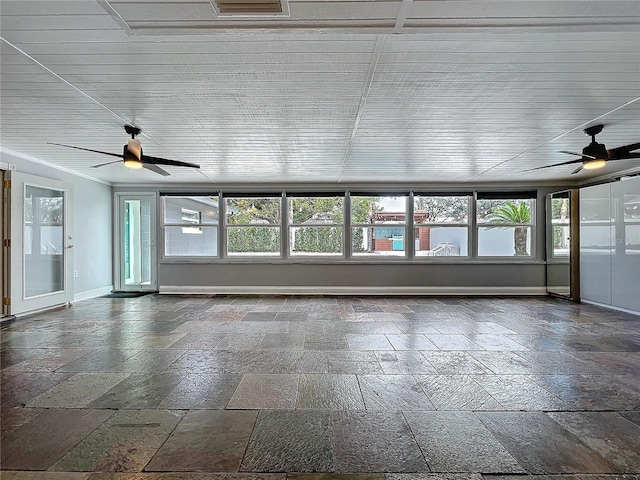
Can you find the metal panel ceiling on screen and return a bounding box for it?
[0,0,639,186]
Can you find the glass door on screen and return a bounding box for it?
[116,193,157,291]
[546,189,579,300]
[9,172,74,315]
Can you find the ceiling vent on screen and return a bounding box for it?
[213,0,283,15]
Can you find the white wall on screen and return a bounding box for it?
[1,150,113,300]
[580,176,640,313]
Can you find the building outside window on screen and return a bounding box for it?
[162,195,219,256]
[477,193,535,257]
[350,195,407,257]
[288,195,344,256]
[413,194,469,256]
[225,196,281,256]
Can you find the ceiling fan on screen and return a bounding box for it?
[48,125,200,176]
[527,124,640,175]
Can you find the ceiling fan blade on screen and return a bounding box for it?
[608,142,640,159]
[607,153,640,161]
[560,150,583,157]
[91,160,123,168]
[523,158,584,172]
[571,165,583,175]
[560,150,596,160]
[47,142,122,159]
[142,163,171,176]
[142,154,200,169]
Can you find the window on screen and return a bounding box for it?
[288,195,344,256]
[351,195,407,257]
[162,196,219,256]
[413,194,469,257]
[477,193,535,257]
[550,193,570,258]
[225,196,281,256]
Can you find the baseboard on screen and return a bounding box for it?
[74,285,113,302]
[581,299,640,316]
[159,285,548,296]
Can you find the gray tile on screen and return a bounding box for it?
[358,374,434,410]
[51,410,183,472]
[530,374,640,410]
[469,352,544,374]
[426,335,483,351]
[27,372,130,407]
[0,408,114,470]
[0,407,45,439]
[146,410,257,472]
[228,374,299,409]
[260,333,305,349]
[385,334,438,351]
[620,411,640,427]
[415,375,502,410]
[375,351,438,374]
[404,411,524,473]
[333,411,428,472]
[89,372,185,408]
[548,412,640,472]
[297,374,365,409]
[474,375,569,411]
[463,334,529,351]
[158,373,243,409]
[241,411,334,472]
[1,371,75,407]
[422,352,493,375]
[346,334,394,350]
[477,412,619,473]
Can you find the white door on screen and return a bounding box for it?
[115,193,157,291]
[9,172,74,315]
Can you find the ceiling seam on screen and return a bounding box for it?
[338,35,385,183]
[464,95,640,182]
[393,0,413,33]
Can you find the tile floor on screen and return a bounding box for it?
[1,295,640,480]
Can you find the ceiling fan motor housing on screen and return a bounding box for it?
[584,141,608,160]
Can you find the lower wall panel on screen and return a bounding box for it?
[159,262,546,295]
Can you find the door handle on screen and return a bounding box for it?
[66,244,74,249]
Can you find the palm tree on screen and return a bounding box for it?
[486,201,531,256]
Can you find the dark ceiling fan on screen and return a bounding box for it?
[526,124,640,175]
[48,125,200,176]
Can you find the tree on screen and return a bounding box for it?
[486,201,531,256]
[414,196,468,223]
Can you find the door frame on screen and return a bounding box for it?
[8,172,74,315]
[114,192,158,292]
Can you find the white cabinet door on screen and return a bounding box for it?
[580,183,613,306]
[611,177,640,312]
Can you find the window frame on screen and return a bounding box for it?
[287,193,345,258]
[475,192,536,258]
[412,193,471,259]
[224,193,283,258]
[349,193,409,259]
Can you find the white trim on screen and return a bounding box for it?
[159,285,547,296]
[581,299,640,317]
[0,147,112,186]
[73,285,113,302]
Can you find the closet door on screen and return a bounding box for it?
[580,183,613,305]
[611,177,640,312]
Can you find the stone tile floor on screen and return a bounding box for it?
[1,295,640,480]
